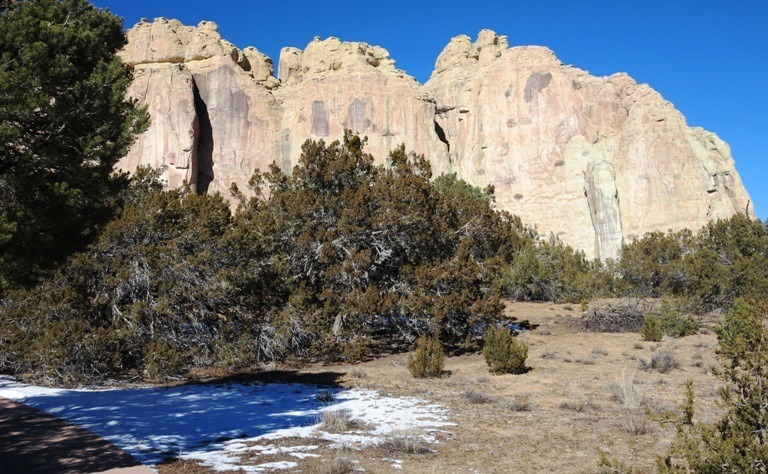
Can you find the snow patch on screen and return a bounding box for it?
[0,377,452,471]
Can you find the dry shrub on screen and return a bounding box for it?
[463,388,494,404]
[592,347,609,356]
[608,371,645,409]
[622,408,647,435]
[582,300,646,333]
[377,429,430,454]
[640,349,679,373]
[319,408,371,433]
[316,391,334,403]
[320,409,354,432]
[407,335,445,378]
[324,457,355,474]
[503,395,533,412]
[348,368,367,379]
[560,387,595,412]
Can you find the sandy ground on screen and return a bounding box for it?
[158,301,724,473]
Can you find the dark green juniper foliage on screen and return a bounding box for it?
[483,326,528,375]
[0,169,280,384]
[618,214,768,312]
[657,299,768,472]
[0,0,148,292]
[407,335,445,378]
[236,132,510,358]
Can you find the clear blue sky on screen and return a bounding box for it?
[92,0,768,220]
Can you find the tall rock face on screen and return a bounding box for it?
[273,37,447,172]
[424,30,752,259]
[119,18,282,197]
[119,21,752,260]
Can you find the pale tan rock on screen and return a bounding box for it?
[121,63,199,190]
[118,18,282,201]
[273,36,448,172]
[119,21,752,260]
[425,31,752,260]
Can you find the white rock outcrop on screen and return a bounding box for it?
[119,21,753,260]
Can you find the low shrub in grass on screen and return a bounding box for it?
[641,315,663,342]
[483,326,528,375]
[657,299,699,337]
[407,335,445,378]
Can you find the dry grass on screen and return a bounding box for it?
[318,408,372,433]
[377,429,431,454]
[324,456,355,474]
[348,368,367,379]
[502,395,533,412]
[608,370,645,409]
[462,388,494,404]
[640,349,680,373]
[156,301,725,474]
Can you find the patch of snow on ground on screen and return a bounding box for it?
[0,376,452,471]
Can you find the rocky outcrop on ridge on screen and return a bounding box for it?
[118,20,752,260]
[120,18,282,196]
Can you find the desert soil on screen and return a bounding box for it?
[161,301,724,473]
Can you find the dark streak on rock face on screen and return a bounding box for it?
[524,72,552,103]
[311,100,330,137]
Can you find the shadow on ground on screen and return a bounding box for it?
[0,397,144,473]
[0,371,346,466]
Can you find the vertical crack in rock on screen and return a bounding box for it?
[434,120,450,153]
[584,162,623,261]
[192,78,214,194]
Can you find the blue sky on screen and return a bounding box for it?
[92,0,767,219]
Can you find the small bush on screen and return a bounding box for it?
[324,457,355,474]
[483,327,528,375]
[641,316,663,342]
[407,335,445,378]
[320,409,353,432]
[560,387,595,412]
[622,408,647,435]
[657,301,698,337]
[608,371,645,409]
[598,451,636,473]
[640,349,679,373]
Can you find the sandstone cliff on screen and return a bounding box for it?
[118,20,752,260]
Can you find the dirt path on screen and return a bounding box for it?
[0,396,153,474]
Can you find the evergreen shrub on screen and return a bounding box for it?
[407,335,445,378]
[483,326,528,375]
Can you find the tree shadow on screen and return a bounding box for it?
[0,371,348,467]
[0,397,145,473]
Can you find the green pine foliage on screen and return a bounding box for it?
[656,298,698,337]
[501,234,611,303]
[235,132,512,358]
[618,214,768,312]
[0,0,148,292]
[483,326,528,375]
[657,299,768,472]
[407,335,445,378]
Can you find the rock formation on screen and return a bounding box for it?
[118,20,753,260]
